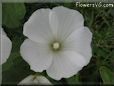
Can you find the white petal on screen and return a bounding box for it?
[19,75,51,85]
[36,76,52,84]
[50,6,84,41]
[1,28,12,64]
[64,27,92,63]
[20,39,52,72]
[46,51,87,80]
[49,10,58,39]
[23,8,53,43]
[1,28,6,35]
[19,75,34,85]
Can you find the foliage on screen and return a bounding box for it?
[2,3,26,28]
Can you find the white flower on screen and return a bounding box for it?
[20,6,92,80]
[0,28,12,64]
[19,75,52,85]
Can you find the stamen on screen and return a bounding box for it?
[52,42,60,50]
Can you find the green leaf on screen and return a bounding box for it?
[2,56,33,84]
[66,74,80,85]
[2,31,33,84]
[2,3,26,28]
[99,66,113,84]
[111,9,114,16]
[2,31,25,72]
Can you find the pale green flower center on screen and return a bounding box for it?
[49,41,63,52]
[52,42,60,50]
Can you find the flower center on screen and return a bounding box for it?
[52,42,60,50]
[53,42,60,50]
[49,40,63,52]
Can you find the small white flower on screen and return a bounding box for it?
[19,75,52,85]
[0,28,12,64]
[20,6,92,80]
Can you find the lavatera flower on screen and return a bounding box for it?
[19,75,52,85]
[20,6,92,80]
[0,28,12,64]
